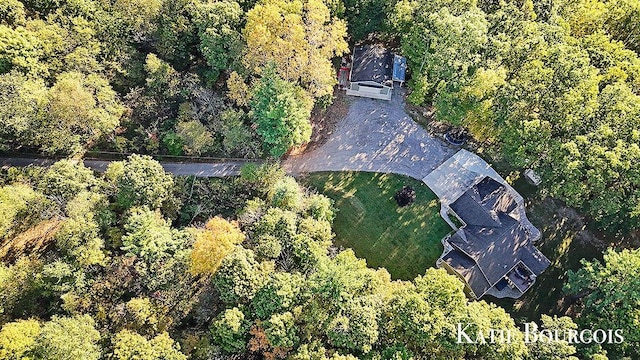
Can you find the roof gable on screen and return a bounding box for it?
[445,177,550,296]
[450,192,502,228]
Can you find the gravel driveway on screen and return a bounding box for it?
[283,89,455,180]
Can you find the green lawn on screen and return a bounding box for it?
[304,172,451,280]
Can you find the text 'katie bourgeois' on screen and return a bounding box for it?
[457,323,625,345]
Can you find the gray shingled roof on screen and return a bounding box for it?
[443,238,492,296]
[450,193,502,228]
[445,177,550,297]
[350,45,394,84]
[520,246,551,276]
[476,177,502,199]
[454,217,528,285]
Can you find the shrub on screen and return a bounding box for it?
[394,186,416,207]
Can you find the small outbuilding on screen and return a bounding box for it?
[524,169,542,186]
[345,45,406,101]
[393,55,407,87]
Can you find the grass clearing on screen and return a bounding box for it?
[303,171,451,280]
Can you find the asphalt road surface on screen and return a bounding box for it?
[1,89,456,180]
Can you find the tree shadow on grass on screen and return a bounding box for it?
[304,171,449,281]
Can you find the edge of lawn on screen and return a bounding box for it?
[302,171,451,280]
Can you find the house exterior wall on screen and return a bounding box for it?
[438,259,478,299]
[346,82,392,100]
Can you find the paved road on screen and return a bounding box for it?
[0,157,252,177]
[1,89,455,180]
[283,89,455,180]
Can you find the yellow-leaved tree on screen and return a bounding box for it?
[243,0,348,98]
[189,217,245,275]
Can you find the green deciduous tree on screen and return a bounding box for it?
[604,0,640,53]
[267,176,304,211]
[289,233,328,273]
[213,246,273,305]
[0,71,47,148]
[239,162,287,197]
[264,311,299,350]
[252,272,304,320]
[191,0,244,83]
[220,109,261,158]
[251,207,297,260]
[35,315,102,360]
[0,16,104,78]
[39,160,97,204]
[243,0,348,98]
[0,0,26,26]
[342,0,392,41]
[462,301,527,360]
[250,67,312,157]
[0,70,122,154]
[0,257,44,321]
[43,72,123,154]
[144,53,180,98]
[106,154,175,210]
[55,191,108,266]
[304,194,335,222]
[155,0,198,67]
[554,0,606,37]
[0,183,50,240]
[176,119,215,156]
[0,24,47,76]
[525,315,578,360]
[297,217,333,245]
[110,0,163,37]
[326,297,380,353]
[531,80,640,231]
[394,6,488,106]
[111,297,162,336]
[579,32,640,92]
[0,319,40,360]
[121,207,184,262]
[112,329,186,360]
[565,248,640,359]
[383,275,460,356]
[210,307,250,353]
[258,210,302,243]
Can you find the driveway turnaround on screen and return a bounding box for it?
[283,89,456,180]
[422,150,508,205]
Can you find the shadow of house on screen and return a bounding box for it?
[346,45,405,101]
[424,150,550,299]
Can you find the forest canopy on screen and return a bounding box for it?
[0,0,348,159]
[0,0,639,359]
[391,0,640,232]
[0,159,603,359]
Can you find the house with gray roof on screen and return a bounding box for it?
[425,150,550,299]
[345,45,406,100]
